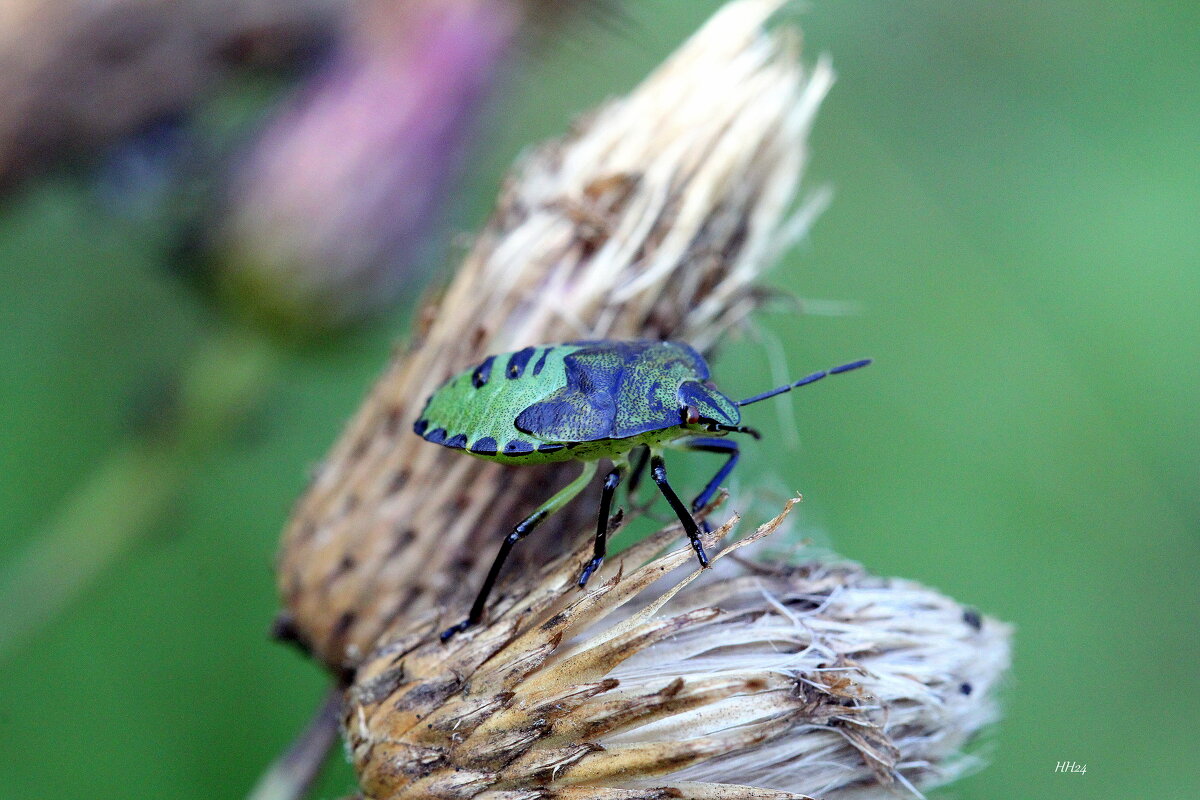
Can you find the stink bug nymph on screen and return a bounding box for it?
[414,340,869,640]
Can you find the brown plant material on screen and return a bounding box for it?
[276,0,834,671]
[345,501,1011,798]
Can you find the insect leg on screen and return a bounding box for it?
[649,454,709,569]
[682,437,740,513]
[441,460,598,641]
[577,465,624,588]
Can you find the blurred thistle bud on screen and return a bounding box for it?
[346,503,1012,799]
[212,0,523,334]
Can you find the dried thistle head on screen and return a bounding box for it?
[345,502,1012,799]
[269,2,1015,796]
[276,0,833,671]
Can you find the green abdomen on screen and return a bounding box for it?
[414,345,581,464]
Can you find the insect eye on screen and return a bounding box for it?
[683,405,701,425]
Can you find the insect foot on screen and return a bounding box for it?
[576,505,626,590]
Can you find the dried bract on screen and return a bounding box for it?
[346,501,1012,799]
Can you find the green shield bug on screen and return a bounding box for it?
[414,339,869,639]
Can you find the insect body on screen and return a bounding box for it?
[414,340,869,639]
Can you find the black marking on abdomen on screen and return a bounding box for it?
[532,347,551,377]
[506,346,537,379]
[424,428,447,444]
[472,356,496,388]
[503,439,535,455]
[413,419,429,436]
[470,437,498,455]
[444,433,468,450]
[537,443,565,453]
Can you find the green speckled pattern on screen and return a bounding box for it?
[415,344,580,463]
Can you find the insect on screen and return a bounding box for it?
[414,340,869,639]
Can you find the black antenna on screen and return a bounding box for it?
[710,423,762,439]
[737,358,872,407]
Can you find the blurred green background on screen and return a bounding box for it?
[1,2,1196,799]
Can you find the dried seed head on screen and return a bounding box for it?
[277,0,833,670]
[346,501,1012,799]
[266,3,1016,795]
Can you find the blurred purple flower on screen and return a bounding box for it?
[217,0,522,332]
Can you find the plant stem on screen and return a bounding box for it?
[0,325,280,662]
[246,686,343,800]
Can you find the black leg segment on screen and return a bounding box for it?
[683,437,741,513]
[578,466,624,588]
[650,455,710,568]
[440,508,549,641]
[440,461,598,641]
